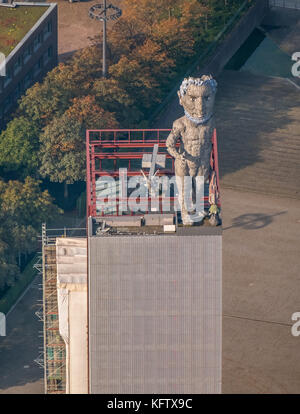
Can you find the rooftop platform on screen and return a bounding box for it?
[89,215,222,237]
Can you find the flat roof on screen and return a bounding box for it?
[0,4,49,57]
[90,216,222,237]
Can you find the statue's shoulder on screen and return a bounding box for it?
[172,116,185,133]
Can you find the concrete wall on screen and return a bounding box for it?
[68,290,88,394]
[56,238,88,394]
[201,0,269,77]
[89,233,222,394]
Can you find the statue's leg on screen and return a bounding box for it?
[187,161,197,207]
[175,159,192,225]
[196,165,208,209]
[188,164,207,223]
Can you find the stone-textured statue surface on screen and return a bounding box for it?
[166,75,219,225]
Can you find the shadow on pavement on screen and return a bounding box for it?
[223,211,287,230]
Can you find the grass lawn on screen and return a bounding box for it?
[0,5,47,57]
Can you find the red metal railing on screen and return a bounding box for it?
[86,129,221,217]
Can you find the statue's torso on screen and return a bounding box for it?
[179,117,214,160]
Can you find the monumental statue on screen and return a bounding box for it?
[166,75,220,226]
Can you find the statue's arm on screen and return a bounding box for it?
[166,121,183,160]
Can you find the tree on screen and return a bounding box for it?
[109,56,162,115]
[39,113,86,186]
[0,177,61,229]
[39,97,118,194]
[0,116,40,179]
[17,50,103,129]
[93,77,146,125]
[0,228,19,291]
[132,39,176,91]
[18,70,73,128]
[106,19,147,61]
[120,0,182,32]
[180,0,210,45]
[0,177,61,291]
[65,95,118,130]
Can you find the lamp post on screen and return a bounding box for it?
[103,0,107,77]
[89,2,122,78]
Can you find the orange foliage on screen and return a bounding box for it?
[65,95,119,130]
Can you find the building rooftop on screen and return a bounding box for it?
[90,215,222,237]
[0,4,48,57]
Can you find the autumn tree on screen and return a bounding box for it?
[151,17,195,67]
[17,46,104,128]
[132,39,176,91]
[39,96,118,196]
[180,0,210,45]
[92,77,142,125]
[18,69,74,128]
[65,95,118,130]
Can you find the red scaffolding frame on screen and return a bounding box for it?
[86,129,220,217]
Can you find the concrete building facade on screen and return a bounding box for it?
[88,228,222,394]
[56,238,88,394]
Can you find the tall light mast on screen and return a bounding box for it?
[89,2,122,78]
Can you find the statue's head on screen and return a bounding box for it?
[178,75,217,124]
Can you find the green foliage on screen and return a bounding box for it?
[0,177,62,292]
[0,177,61,227]
[39,96,118,184]
[0,116,40,178]
[18,68,76,128]
[39,114,86,184]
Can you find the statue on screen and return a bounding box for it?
[166,75,220,226]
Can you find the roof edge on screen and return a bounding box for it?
[1,2,57,63]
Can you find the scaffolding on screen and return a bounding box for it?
[40,223,87,394]
[43,238,66,394]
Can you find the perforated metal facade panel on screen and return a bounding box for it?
[88,235,222,394]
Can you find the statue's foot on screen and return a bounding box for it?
[182,214,194,226]
[189,211,205,224]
